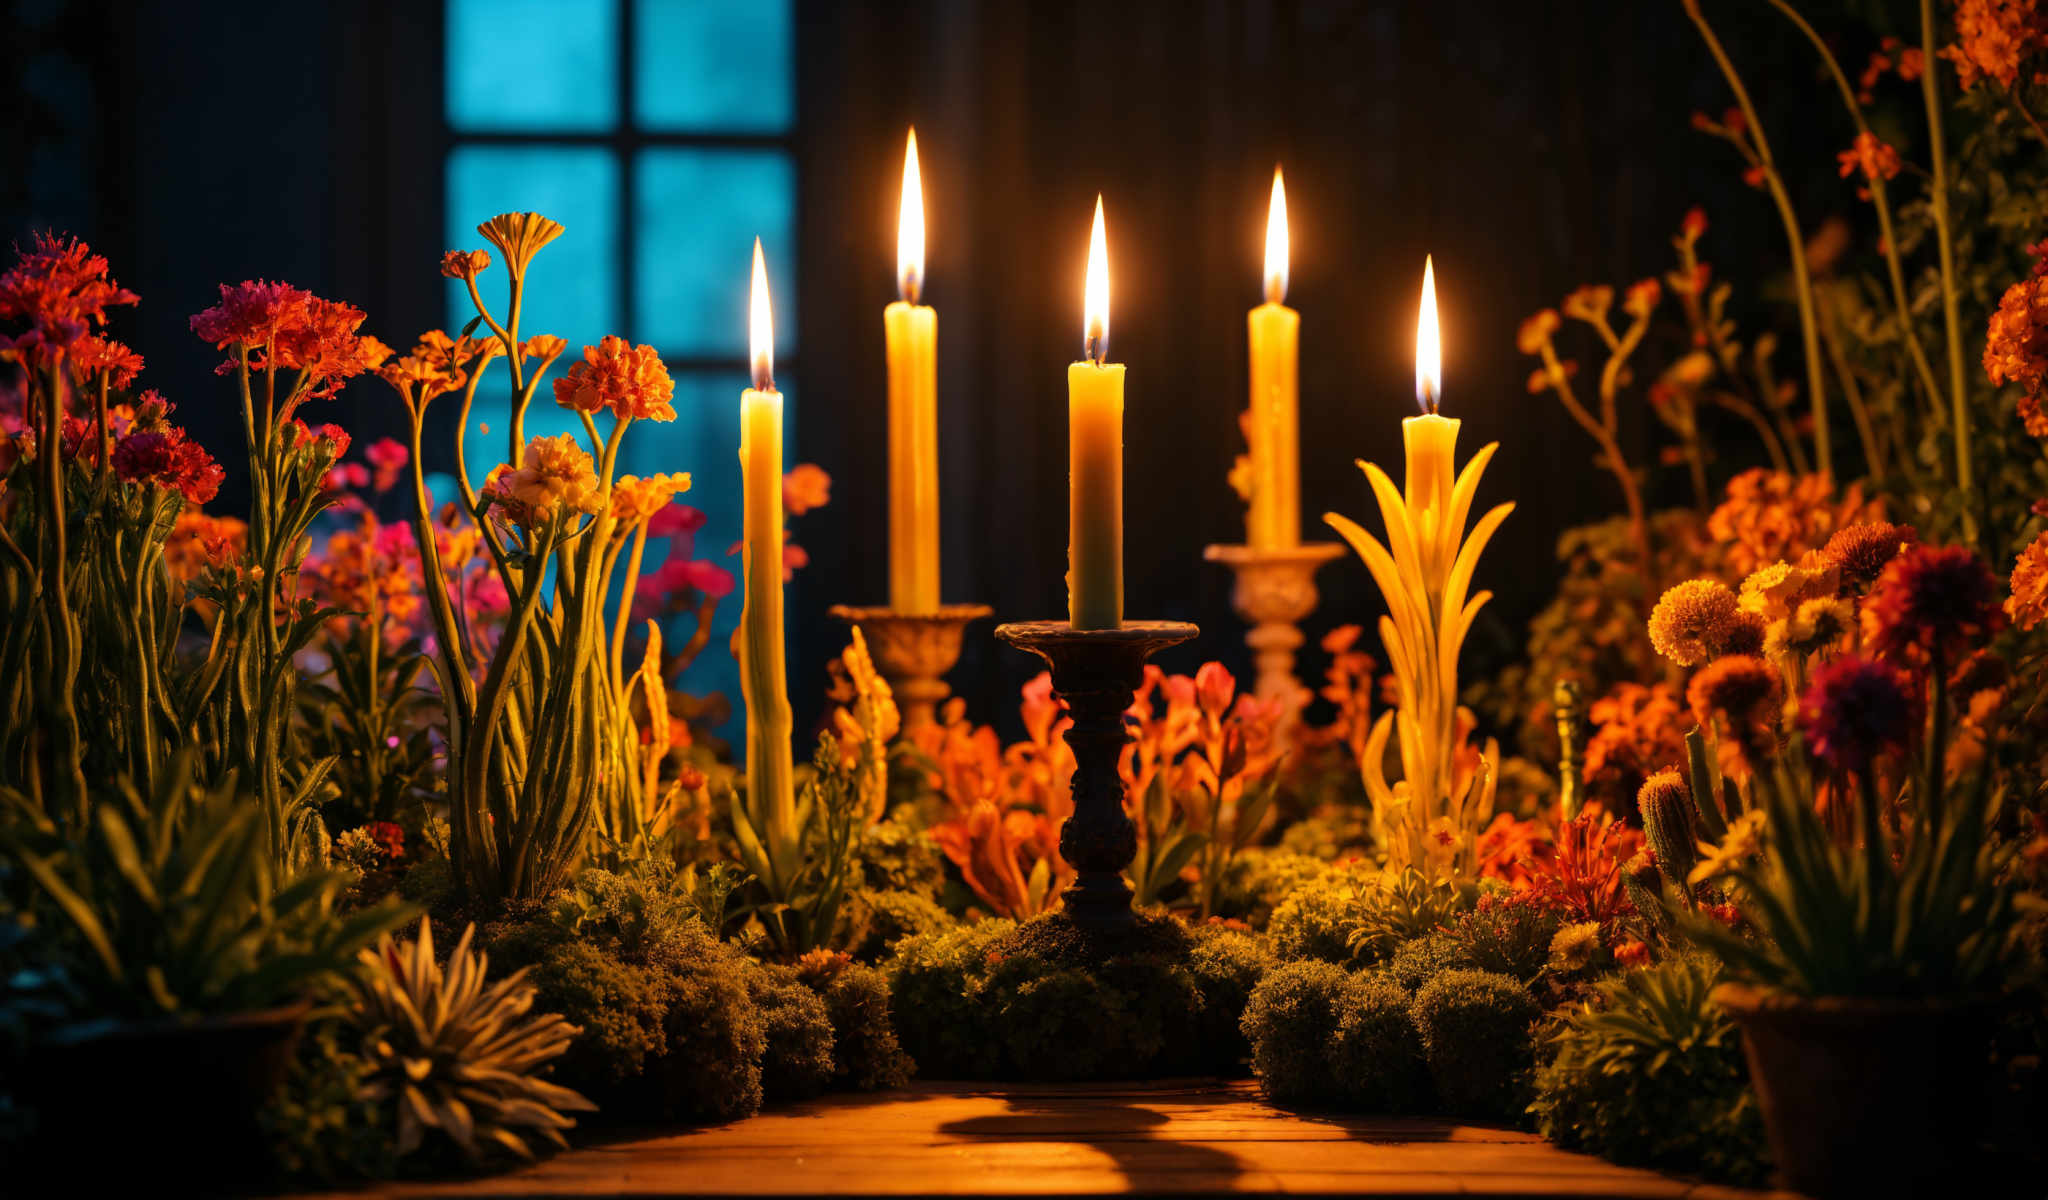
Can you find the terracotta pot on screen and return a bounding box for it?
[1713,983,1995,1200]
[18,1001,310,1188]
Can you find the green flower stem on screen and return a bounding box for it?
[1686,0,1831,477]
[459,524,555,898]
[609,523,649,700]
[1921,0,1974,540]
[35,365,87,817]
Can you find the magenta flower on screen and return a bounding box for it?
[1798,655,1919,773]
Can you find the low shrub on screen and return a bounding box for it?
[262,1022,397,1186]
[1215,849,1331,927]
[487,924,670,1094]
[1448,891,1564,984]
[1241,959,1357,1104]
[981,913,1201,1080]
[885,919,1015,1078]
[802,957,914,1091]
[1333,976,1431,1113]
[1384,932,1473,992]
[1411,969,1542,1121]
[1530,955,1768,1185]
[1185,924,1274,1074]
[847,887,956,963]
[1267,864,1378,967]
[860,813,946,897]
[747,964,837,1102]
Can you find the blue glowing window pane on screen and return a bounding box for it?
[622,369,794,741]
[634,0,792,133]
[635,149,795,357]
[446,0,618,132]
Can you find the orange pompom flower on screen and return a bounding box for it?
[552,334,676,422]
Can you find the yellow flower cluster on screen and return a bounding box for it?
[609,472,692,526]
[484,433,603,530]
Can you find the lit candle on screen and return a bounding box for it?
[1247,167,1300,549]
[1405,256,1459,562]
[1069,196,1123,630]
[739,238,796,844]
[885,129,940,612]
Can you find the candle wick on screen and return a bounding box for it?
[1084,329,1106,366]
[901,269,922,307]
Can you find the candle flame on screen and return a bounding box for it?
[1084,195,1109,363]
[750,237,774,391]
[897,128,925,305]
[1416,255,1441,414]
[1264,167,1288,305]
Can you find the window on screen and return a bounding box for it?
[443,0,796,732]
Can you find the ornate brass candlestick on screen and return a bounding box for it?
[828,604,992,730]
[994,619,1199,928]
[1202,542,1345,711]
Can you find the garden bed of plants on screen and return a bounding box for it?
[6,4,2048,1198]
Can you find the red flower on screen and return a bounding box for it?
[0,232,137,340]
[1799,656,1919,773]
[1615,941,1652,968]
[1836,131,1903,182]
[189,280,312,355]
[366,436,408,493]
[364,820,405,860]
[1864,544,2005,661]
[112,428,224,504]
[68,334,144,387]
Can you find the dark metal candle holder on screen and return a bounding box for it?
[828,604,993,731]
[993,619,1200,929]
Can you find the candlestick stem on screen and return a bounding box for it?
[1203,542,1346,721]
[994,619,1198,928]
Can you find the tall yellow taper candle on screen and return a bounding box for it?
[885,129,940,611]
[1405,255,1459,566]
[1247,167,1300,548]
[740,238,796,844]
[1069,196,1124,630]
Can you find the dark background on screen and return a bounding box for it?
[3,0,1859,745]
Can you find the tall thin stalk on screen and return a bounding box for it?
[1921,0,1975,541]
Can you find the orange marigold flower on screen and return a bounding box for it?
[1821,520,1917,587]
[1688,654,1782,736]
[552,334,675,422]
[1648,578,1740,667]
[1561,285,1613,324]
[611,471,692,525]
[1623,278,1662,319]
[1898,47,1925,80]
[379,331,468,406]
[1986,242,2048,420]
[484,433,604,529]
[1738,559,1841,621]
[439,249,491,280]
[783,462,831,516]
[2010,530,2048,631]
[1708,469,1881,576]
[1942,0,2048,90]
[1516,309,1561,354]
[476,212,565,279]
[1836,131,1903,182]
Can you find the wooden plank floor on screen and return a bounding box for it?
[323,1079,1791,1199]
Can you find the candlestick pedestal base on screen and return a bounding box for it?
[1202,542,1345,712]
[828,604,993,731]
[994,619,1199,929]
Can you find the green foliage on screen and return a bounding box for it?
[261,1021,398,1186]
[746,963,836,1102]
[859,810,944,897]
[295,630,441,829]
[1214,848,1331,928]
[1411,969,1542,1120]
[883,919,1015,1078]
[731,735,865,957]
[1384,931,1475,993]
[1530,955,1767,1185]
[650,933,768,1121]
[810,960,913,1091]
[1185,924,1274,1073]
[1127,771,1210,909]
[1333,976,1432,1113]
[489,926,671,1092]
[983,955,1195,1081]
[1240,959,1356,1104]
[0,755,407,1019]
[347,919,595,1162]
[847,886,955,963]
[1267,863,1379,967]
[1448,893,1566,984]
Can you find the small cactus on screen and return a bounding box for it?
[1637,769,1699,890]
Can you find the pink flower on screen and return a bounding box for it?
[1865,544,2005,662]
[1194,661,1237,721]
[648,502,708,539]
[366,436,408,492]
[1799,655,1919,773]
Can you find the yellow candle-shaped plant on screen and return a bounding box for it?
[885,129,940,611]
[1326,258,1512,876]
[1069,196,1124,630]
[1246,167,1300,549]
[736,238,799,890]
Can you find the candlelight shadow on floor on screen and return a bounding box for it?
[938,1097,1250,1190]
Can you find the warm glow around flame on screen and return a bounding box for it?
[1416,255,1441,413]
[1084,195,1109,363]
[750,237,774,391]
[898,128,924,304]
[1264,167,1288,305]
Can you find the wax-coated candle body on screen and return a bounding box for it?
[740,385,796,839]
[885,300,940,611]
[1247,300,1301,548]
[1068,361,1125,630]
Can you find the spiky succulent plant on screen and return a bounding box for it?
[349,918,596,1162]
